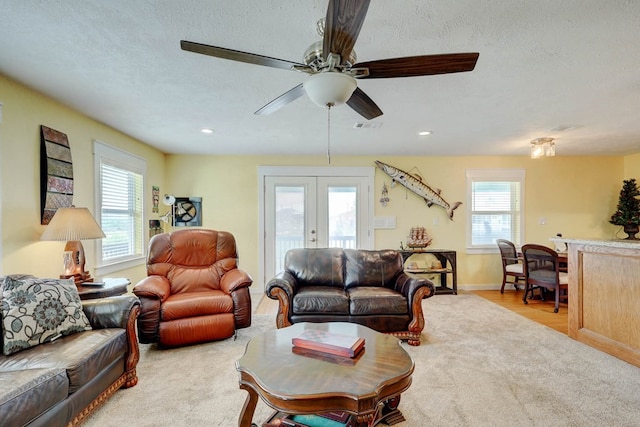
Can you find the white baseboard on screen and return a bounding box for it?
[457,284,505,291]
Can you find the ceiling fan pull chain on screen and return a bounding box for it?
[327,104,332,165]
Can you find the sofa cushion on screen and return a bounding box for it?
[348,287,408,315]
[1,277,92,355]
[285,248,345,288]
[161,290,233,321]
[344,249,403,289]
[293,287,349,315]
[0,328,126,393]
[0,367,68,427]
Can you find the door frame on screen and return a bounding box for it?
[258,166,375,289]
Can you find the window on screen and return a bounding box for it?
[466,169,525,254]
[94,141,146,274]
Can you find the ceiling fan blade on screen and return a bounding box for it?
[346,87,383,120]
[181,40,306,71]
[355,52,479,79]
[254,84,305,115]
[323,0,371,64]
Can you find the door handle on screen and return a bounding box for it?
[310,238,317,242]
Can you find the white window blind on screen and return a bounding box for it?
[94,141,146,274]
[466,169,525,254]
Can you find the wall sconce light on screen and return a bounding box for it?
[530,137,556,159]
[159,194,176,226]
[40,206,106,284]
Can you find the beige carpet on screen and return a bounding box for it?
[85,294,640,426]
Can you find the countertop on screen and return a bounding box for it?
[550,237,640,249]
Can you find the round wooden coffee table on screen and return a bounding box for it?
[236,322,414,427]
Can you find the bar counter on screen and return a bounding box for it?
[552,238,640,367]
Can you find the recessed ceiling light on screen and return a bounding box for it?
[418,130,432,136]
[201,128,214,134]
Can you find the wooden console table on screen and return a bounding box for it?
[400,249,457,295]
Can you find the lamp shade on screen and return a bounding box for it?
[303,72,357,108]
[40,207,106,241]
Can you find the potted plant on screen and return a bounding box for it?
[609,178,640,239]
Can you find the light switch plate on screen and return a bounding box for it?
[374,216,396,229]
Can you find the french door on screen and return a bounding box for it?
[260,167,374,286]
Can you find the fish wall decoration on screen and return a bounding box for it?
[375,160,462,220]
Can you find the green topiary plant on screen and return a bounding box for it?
[609,178,640,239]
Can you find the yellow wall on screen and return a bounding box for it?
[1,71,636,291]
[166,154,624,289]
[625,153,640,177]
[0,74,165,284]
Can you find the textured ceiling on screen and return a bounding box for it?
[1,1,639,157]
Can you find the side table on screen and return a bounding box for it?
[400,249,457,295]
[77,277,130,300]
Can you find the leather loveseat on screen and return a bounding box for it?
[266,248,435,345]
[0,275,140,427]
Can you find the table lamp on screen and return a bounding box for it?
[40,206,106,284]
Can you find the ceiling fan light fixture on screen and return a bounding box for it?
[303,72,357,108]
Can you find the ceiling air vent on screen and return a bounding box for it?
[547,125,582,132]
[353,122,383,129]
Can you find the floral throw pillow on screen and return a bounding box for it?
[1,276,92,355]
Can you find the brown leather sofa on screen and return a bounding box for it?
[0,288,140,427]
[133,229,253,347]
[266,248,435,345]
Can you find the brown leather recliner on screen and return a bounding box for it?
[133,229,252,347]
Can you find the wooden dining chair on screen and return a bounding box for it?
[521,244,568,313]
[496,239,525,293]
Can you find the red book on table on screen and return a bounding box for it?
[292,329,365,358]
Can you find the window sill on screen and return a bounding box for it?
[466,247,501,255]
[96,256,145,276]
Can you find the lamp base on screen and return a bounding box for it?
[61,272,93,285]
[61,241,93,285]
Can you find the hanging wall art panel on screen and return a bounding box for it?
[174,197,202,227]
[40,125,74,224]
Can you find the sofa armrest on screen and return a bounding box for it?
[82,295,141,387]
[82,294,141,329]
[221,269,253,330]
[393,272,435,305]
[132,276,170,345]
[265,270,297,301]
[220,268,253,294]
[265,271,298,329]
[132,275,171,302]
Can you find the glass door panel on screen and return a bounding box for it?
[263,171,372,286]
[327,186,357,249]
[265,177,316,279]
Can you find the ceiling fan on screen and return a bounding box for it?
[180,0,479,120]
